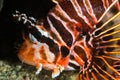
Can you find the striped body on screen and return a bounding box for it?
[13,0,120,79]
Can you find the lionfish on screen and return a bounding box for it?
[13,0,120,80]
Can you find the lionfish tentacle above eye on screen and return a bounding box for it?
[13,0,120,79]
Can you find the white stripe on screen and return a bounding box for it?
[102,0,109,10]
[36,25,49,37]
[112,0,120,11]
[32,39,55,63]
[55,4,78,24]
[47,16,67,47]
[49,12,76,43]
[30,34,55,63]
[98,0,118,22]
[43,43,55,63]
[70,48,84,66]
[69,59,80,66]
[70,0,92,28]
[74,36,92,62]
[71,0,83,15]
[29,33,38,43]
[66,66,76,70]
[83,0,98,23]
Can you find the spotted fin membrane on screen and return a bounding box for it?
[13,0,120,80]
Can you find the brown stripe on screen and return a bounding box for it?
[48,14,73,47]
[68,62,80,69]
[27,28,60,57]
[89,0,105,20]
[108,0,113,4]
[61,46,69,57]
[74,46,87,64]
[59,0,91,30]
[39,36,60,56]
[42,18,61,42]
[117,40,120,45]
[76,0,96,26]
[102,0,109,9]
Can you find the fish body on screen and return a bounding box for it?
[13,0,120,79]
